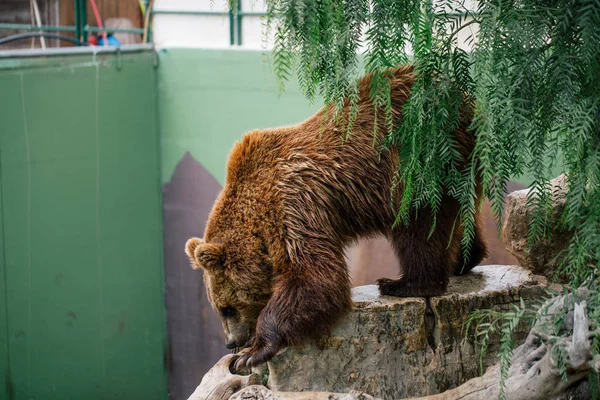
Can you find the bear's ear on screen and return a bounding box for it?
[185,237,225,271]
[185,237,204,267]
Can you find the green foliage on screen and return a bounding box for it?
[465,298,537,398]
[465,281,599,399]
[252,0,600,284]
[231,0,600,395]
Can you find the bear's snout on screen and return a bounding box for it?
[225,340,238,349]
[225,331,253,351]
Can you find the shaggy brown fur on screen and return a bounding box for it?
[185,65,487,368]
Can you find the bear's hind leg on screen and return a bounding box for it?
[378,207,458,297]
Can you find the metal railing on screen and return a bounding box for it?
[0,0,145,46]
[150,2,267,46]
[0,0,268,47]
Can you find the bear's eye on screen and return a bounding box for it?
[220,306,237,318]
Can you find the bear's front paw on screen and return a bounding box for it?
[376,277,408,296]
[377,277,446,297]
[233,342,280,369]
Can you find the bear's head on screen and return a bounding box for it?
[185,237,273,350]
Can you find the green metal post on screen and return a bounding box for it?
[80,0,88,45]
[146,7,152,44]
[0,24,77,32]
[74,0,81,46]
[236,0,242,46]
[151,10,229,16]
[228,7,234,45]
[86,27,145,34]
[237,11,267,16]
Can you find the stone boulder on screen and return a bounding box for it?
[187,265,547,400]
[267,265,546,399]
[502,174,572,282]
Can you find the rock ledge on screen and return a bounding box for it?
[267,265,547,399]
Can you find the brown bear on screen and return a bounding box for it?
[185,65,487,369]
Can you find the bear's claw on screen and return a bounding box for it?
[233,354,249,371]
[233,343,280,370]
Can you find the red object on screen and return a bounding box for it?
[89,0,108,46]
[88,35,98,46]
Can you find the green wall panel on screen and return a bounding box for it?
[157,48,321,185]
[0,51,166,399]
[0,75,15,400]
[0,201,8,400]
